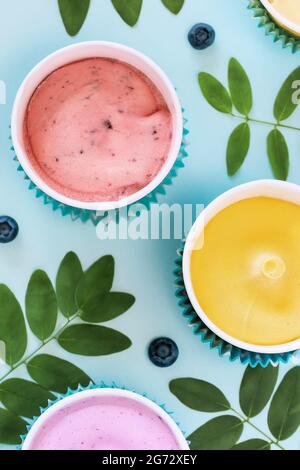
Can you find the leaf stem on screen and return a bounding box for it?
[231,113,300,132]
[230,407,285,450]
[0,366,17,383]
[0,313,80,384]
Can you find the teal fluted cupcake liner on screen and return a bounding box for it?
[9,113,188,226]
[18,381,188,450]
[248,0,300,53]
[174,242,297,368]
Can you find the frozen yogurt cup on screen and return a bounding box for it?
[260,0,300,37]
[22,388,189,450]
[12,42,183,211]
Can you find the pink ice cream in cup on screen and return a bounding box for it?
[22,388,189,451]
[12,42,183,211]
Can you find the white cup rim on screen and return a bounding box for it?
[11,41,183,211]
[22,388,189,450]
[183,179,300,355]
[260,0,300,36]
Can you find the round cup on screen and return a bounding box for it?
[260,0,300,37]
[11,41,183,211]
[183,179,300,355]
[22,388,189,450]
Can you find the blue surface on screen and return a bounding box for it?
[0,0,300,450]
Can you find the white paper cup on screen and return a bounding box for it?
[183,179,300,354]
[260,0,300,37]
[22,388,189,450]
[12,41,183,211]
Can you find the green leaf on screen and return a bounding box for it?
[81,292,135,323]
[58,0,90,36]
[169,378,230,412]
[226,122,250,176]
[56,252,83,318]
[25,270,58,341]
[188,416,243,450]
[0,379,54,418]
[161,0,185,14]
[268,367,300,441]
[0,285,27,366]
[111,0,143,26]
[27,354,91,394]
[76,255,114,313]
[267,128,289,181]
[239,365,279,418]
[198,72,232,114]
[57,324,132,356]
[273,66,300,121]
[232,439,270,451]
[228,58,252,116]
[0,408,27,445]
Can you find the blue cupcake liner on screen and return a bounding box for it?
[248,0,300,53]
[9,113,188,226]
[174,242,298,368]
[18,381,188,450]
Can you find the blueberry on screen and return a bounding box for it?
[148,337,179,368]
[0,216,19,244]
[188,23,215,50]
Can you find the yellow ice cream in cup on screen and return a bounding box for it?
[183,180,300,354]
[261,0,300,37]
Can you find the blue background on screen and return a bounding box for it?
[0,0,300,450]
